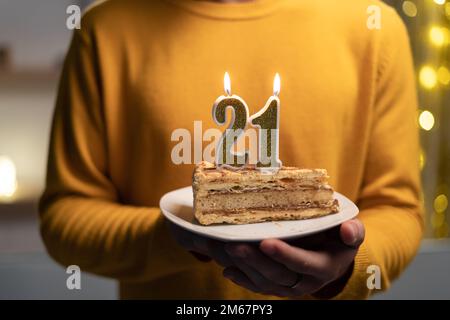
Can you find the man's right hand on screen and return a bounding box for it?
[168,222,233,267]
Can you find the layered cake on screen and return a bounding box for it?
[193,161,339,225]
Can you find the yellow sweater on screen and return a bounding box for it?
[39,0,423,299]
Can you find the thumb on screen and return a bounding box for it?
[340,219,365,248]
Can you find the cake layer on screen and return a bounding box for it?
[195,189,334,211]
[195,205,339,225]
[195,181,332,197]
[193,161,329,191]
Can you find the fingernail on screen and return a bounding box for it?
[349,222,358,245]
[355,221,364,245]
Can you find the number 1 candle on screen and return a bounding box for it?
[250,73,282,171]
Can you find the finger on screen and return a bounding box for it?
[340,219,365,248]
[201,239,234,268]
[223,264,292,298]
[223,267,263,294]
[168,223,233,267]
[189,251,212,262]
[225,243,298,287]
[224,266,321,298]
[231,256,288,295]
[287,231,329,249]
[169,223,208,254]
[190,236,233,267]
[290,274,325,297]
[260,239,331,277]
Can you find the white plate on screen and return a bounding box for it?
[160,186,359,242]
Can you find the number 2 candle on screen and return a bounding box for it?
[212,72,250,168]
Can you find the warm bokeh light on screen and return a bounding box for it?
[402,1,417,17]
[434,194,449,213]
[0,156,18,200]
[419,110,435,131]
[437,66,450,85]
[429,26,448,46]
[446,3,450,19]
[419,150,426,170]
[434,0,446,5]
[431,212,445,228]
[419,66,438,89]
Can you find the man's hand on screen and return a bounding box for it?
[222,219,365,298]
[168,223,233,267]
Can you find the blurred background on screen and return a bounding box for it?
[0,0,449,299]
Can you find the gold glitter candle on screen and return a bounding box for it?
[250,73,282,171]
[212,72,250,168]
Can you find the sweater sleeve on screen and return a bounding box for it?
[38,27,199,283]
[334,9,424,299]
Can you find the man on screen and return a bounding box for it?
[39,0,423,299]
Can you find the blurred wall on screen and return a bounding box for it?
[0,0,94,200]
[0,74,56,200]
[0,0,116,300]
[0,0,77,70]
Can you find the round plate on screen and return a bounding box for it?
[160,186,359,242]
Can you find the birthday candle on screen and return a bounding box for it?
[212,72,250,168]
[250,73,282,171]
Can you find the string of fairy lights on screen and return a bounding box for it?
[396,0,450,238]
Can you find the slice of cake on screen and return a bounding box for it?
[192,161,339,225]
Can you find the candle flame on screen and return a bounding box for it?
[273,73,280,96]
[224,72,231,96]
